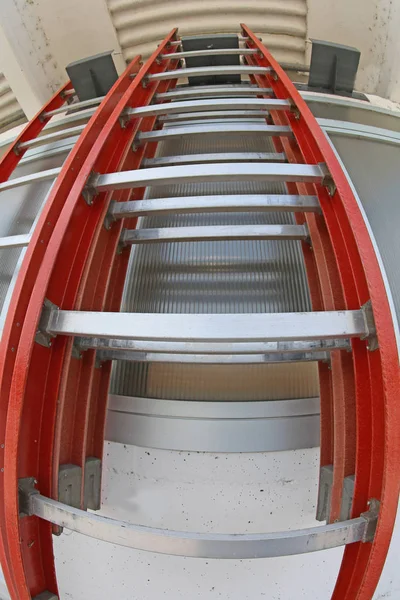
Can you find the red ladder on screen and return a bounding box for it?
[0,24,398,600]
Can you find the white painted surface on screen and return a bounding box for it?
[307,0,400,102]
[54,443,344,600]
[0,0,125,120]
[107,0,307,64]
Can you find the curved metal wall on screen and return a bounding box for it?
[106,0,307,64]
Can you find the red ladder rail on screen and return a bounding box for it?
[242,23,400,600]
[0,79,73,599]
[2,29,179,599]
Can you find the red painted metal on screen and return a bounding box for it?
[0,80,73,598]
[242,22,399,600]
[0,22,398,600]
[2,29,180,599]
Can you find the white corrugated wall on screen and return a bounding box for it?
[0,72,26,134]
[106,0,307,64]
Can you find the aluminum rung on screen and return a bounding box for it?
[0,234,31,249]
[97,350,328,365]
[28,493,375,558]
[126,97,289,118]
[156,86,273,101]
[159,110,270,123]
[42,310,368,342]
[62,89,75,97]
[121,224,309,245]
[136,124,293,144]
[147,65,271,82]
[43,96,104,118]
[109,194,318,218]
[94,164,323,193]
[142,153,286,167]
[162,48,259,60]
[0,167,61,193]
[78,338,352,355]
[17,125,85,151]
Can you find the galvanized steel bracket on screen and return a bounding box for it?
[82,172,100,206]
[316,464,333,522]
[361,300,379,351]
[361,499,380,543]
[33,591,59,600]
[18,477,39,517]
[35,298,59,348]
[319,163,337,197]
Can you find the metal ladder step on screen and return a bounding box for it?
[120,224,309,245]
[43,96,104,118]
[135,123,293,144]
[0,234,31,249]
[159,110,270,123]
[92,164,323,193]
[126,98,289,119]
[77,338,352,355]
[109,194,319,219]
[141,153,286,167]
[147,65,271,82]
[17,124,85,152]
[97,349,329,365]
[155,86,273,101]
[0,167,61,193]
[40,309,368,343]
[162,48,259,60]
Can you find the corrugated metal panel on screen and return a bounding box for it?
[111,131,319,401]
[106,0,307,64]
[0,72,26,134]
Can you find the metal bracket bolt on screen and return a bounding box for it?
[288,98,301,120]
[118,108,130,129]
[361,300,379,351]
[18,477,39,517]
[361,499,380,542]
[33,592,59,600]
[82,172,100,206]
[35,298,59,348]
[316,464,333,522]
[319,162,337,197]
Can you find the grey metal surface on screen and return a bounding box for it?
[142,153,286,167]
[106,395,320,451]
[30,493,370,558]
[0,167,61,193]
[327,130,400,349]
[147,65,271,82]
[163,48,259,59]
[111,131,318,402]
[126,98,289,118]
[159,111,271,123]
[136,124,294,144]
[83,338,350,355]
[45,309,366,341]
[18,125,85,151]
[121,224,309,245]
[0,234,31,249]
[109,194,319,218]
[96,163,321,192]
[156,86,273,101]
[100,350,328,364]
[43,96,104,118]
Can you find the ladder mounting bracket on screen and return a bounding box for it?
[319,163,337,196]
[361,499,380,542]
[35,299,59,348]
[82,172,100,206]
[361,300,379,351]
[18,477,38,518]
